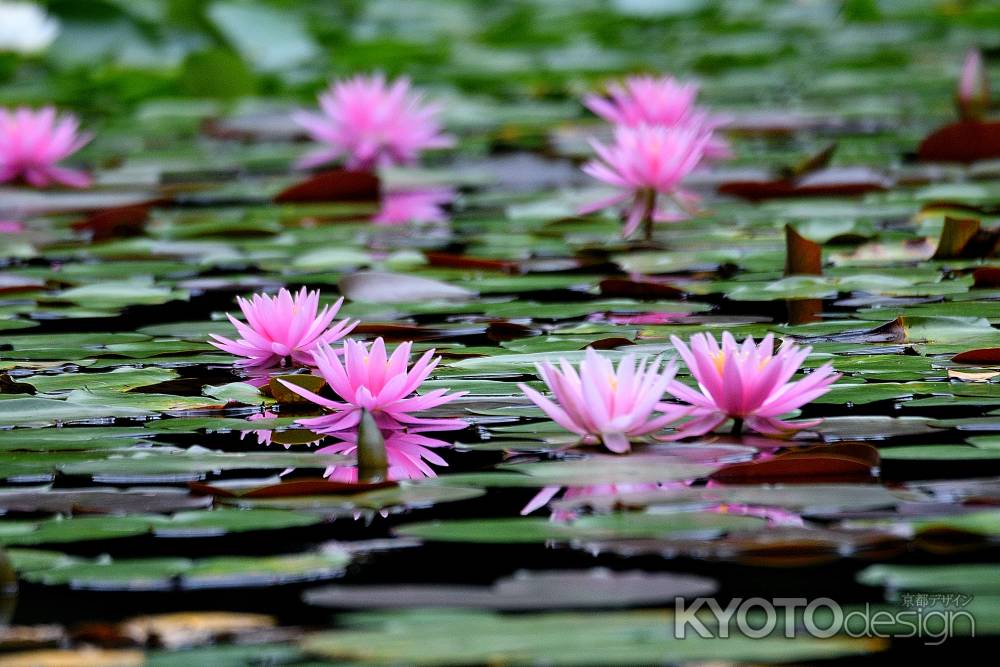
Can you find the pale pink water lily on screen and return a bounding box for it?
[521,482,666,517]
[712,502,805,528]
[517,348,688,454]
[279,337,467,435]
[584,75,730,158]
[0,106,92,188]
[372,188,453,225]
[240,411,324,449]
[316,428,450,482]
[581,124,710,239]
[209,287,358,369]
[293,73,454,171]
[663,332,840,437]
[240,410,280,448]
[957,48,989,120]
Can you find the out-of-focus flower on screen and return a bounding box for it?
[957,48,989,120]
[209,287,357,369]
[0,2,58,54]
[316,428,450,482]
[0,107,91,188]
[517,348,688,454]
[279,337,467,435]
[372,188,454,225]
[293,73,453,171]
[713,502,805,527]
[589,311,687,325]
[581,124,709,238]
[0,220,24,233]
[584,75,730,158]
[663,332,840,437]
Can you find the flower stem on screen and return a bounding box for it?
[641,189,656,243]
[730,417,744,437]
[357,408,388,483]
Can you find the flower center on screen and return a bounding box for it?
[710,351,726,374]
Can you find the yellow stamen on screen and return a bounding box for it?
[710,351,726,374]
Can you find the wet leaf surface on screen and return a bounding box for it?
[304,568,717,610]
[300,610,884,665]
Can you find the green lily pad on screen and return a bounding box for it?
[301,609,881,664]
[395,511,766,544]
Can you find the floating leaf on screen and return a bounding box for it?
[918,120,1000,163]
[301,609,883,664]
[709,444,879,483]
[304,569,717,610]
[858,564,1000,593]
[267,374,324,404]
[395,511,765,544]
[339,271,476,303]
[274,170,380,203]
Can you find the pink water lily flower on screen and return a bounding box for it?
[0,220,24,233]
[957,48,989,120]
[584,75,730,158]
[240,411,324,449]
[517,348,688,454]
[0,106,92,188]
[279,337,467,435]
[372,188,453,225]
[293,73,454,171]
[581,124,709,239]
[209,287,358,369]
[316,428,450,482]
[521,482,666,517]
[663,332,841,437]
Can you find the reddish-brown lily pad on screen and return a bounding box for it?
[952,348,1000,364]
[709,443,880,484]
[423,252,521,273]
[973,267,1000,287]
[72,204,158,241]
[189,478,396,498]
[274,169,380,203]
[598,278,685,299]
[917,120,1000,163]
[718,168,889,202]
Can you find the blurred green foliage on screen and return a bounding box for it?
[0,0,997,117]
